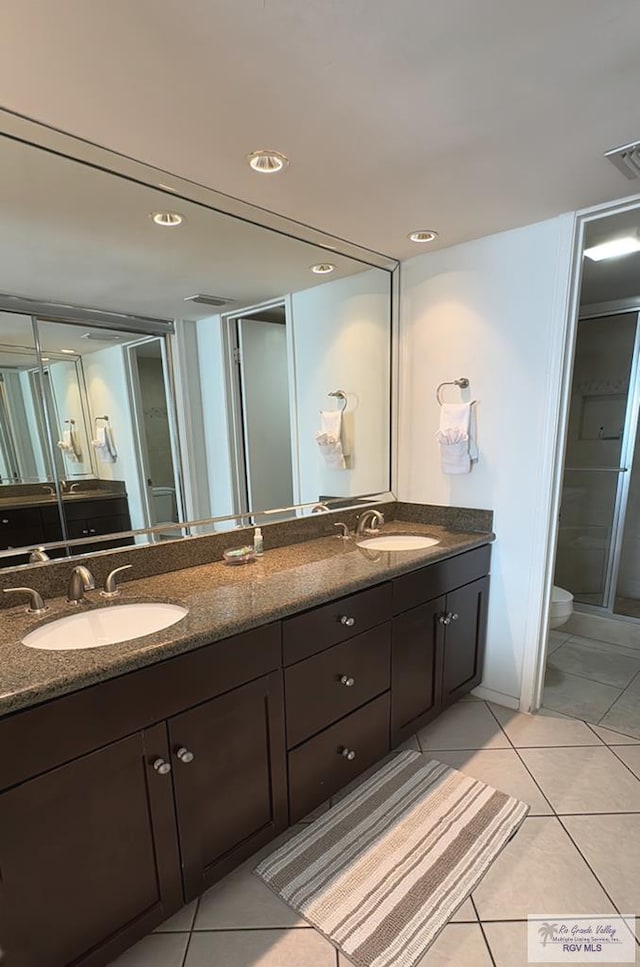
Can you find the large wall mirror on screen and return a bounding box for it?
[0,114,396,568]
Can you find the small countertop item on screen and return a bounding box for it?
[222,545,257,565]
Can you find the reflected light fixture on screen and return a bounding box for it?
[247,149,289,174]
[310,263,335,274]
[584,236,640,261]
[61,349,76,355]
[150,211,184,227]
[408,230,439,243]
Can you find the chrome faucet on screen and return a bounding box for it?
[355,509,385,536]
[334,522,351,539]
[67,565,96,604]
[101,564,132,598]
[29,547,50,563]
[3,586,47,614]
[311,502,331,514]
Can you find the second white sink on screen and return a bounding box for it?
[357,534,440,551]
[22,602,188,651]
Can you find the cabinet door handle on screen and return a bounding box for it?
[438,613,451,625]
[340,615,356,627]
[89,528,97,535]
[176,746,195,764]
[152,757,171,775]
[1,519,8,524]
[339,675,356,687]
[82,529,89,536]
[340,747,357,761]
[450,612,459,621]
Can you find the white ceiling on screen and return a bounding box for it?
[2,0,640,260]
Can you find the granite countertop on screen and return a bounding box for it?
[0,520,494,717]
[0,491,122,510]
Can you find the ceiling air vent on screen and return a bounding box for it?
[605,140,640,180]
[184,294,235,307]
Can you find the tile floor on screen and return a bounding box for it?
[109,698,640,967]
[544,623,640,736]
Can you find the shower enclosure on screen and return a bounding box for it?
[555,308,640,619]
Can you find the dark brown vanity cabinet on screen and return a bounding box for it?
[390,546,491,746]
[169,672,287,900]
[0,725,182,967]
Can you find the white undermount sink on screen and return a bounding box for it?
[22,602,189,651]
[357,534,441,551]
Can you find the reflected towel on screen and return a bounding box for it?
[315,409,347,470]
[92,425,117,463]
[57,429,80,462]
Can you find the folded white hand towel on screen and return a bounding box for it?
[437,402,478,474]
[315,410,346,470]
[92,425,117,463]
[57,429,80,462]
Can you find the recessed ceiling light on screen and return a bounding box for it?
[41,357,49,362]
[247,149,289,174]
[61,349,76,355]
[584,236,640,261]
[408,230,439,243]
[150,211,184,227]
[310,263,335,274]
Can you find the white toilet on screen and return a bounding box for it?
[549,585,574,629]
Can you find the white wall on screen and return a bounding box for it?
[397,215,574,705]
[291,269,391,503]
[47,358,94,478]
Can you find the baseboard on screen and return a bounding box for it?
[470,686,519,710]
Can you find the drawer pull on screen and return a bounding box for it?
[450,612,459,621]
[339,675,356,687]
[438,613,451,625]
[340,615,356,627]
[340,747,357,761]
[176,746,195,764]
[1,519,8,524]
[152,758,171,775]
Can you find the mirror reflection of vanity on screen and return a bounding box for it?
[0,113,396,568]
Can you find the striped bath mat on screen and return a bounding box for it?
[255,750,528,967]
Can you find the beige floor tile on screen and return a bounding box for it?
[547,630,572,654]
[548,637,640,689]
[417,701,509,751]
[489,704,602,747]
[484,920,637,967]
[195,829,308,929]
[450,897,478,922]
[154,900,198,933]
[185,928,336,967]
[430,749,552,815]
[338,923,493,966]
[520,746,640,813]
[563,814,640,912]
[392,733,421,752]
[109,932,189,967]
[599,685,640,740]
[543,668,622,724]
[590,723,640,745]
[472,817,616,920]
[564,612,640,651]
[612,744,640,779]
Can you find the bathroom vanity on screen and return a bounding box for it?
[0,532,490,967]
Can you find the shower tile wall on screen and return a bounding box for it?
[555,314,637,604]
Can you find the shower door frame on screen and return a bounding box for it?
[572,303,640,617]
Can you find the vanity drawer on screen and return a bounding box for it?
[288,692,390,822]
[282,582,392,665]
[0,507,43,531]
[285,623,391,748]
[392,545,491,614]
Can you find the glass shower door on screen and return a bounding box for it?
[555,312,640,609]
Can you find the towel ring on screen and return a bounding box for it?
[436,378,469,406]
[328,390,347,413]
[94,414,110,427]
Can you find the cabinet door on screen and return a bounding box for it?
[442,576,490,707]
[391,596,445,747]
[169,672,287,900]
[0,725,182,967]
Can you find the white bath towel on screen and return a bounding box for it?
[436,402,478,474]
[315,409,347,470]
[57,429,80,462]
[92,425,117,463]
